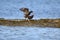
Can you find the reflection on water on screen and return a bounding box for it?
[0,25,60,40]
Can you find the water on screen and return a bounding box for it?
[0,26,60,40]
[0,0,60,40]
[0,0,60,19]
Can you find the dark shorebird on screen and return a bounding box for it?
[20,8,34,20]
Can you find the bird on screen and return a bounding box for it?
[20,8,34,20]
[28,15,34,19]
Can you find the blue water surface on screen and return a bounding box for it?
[0,0,60,19]
[0,26,60,40]
[0,0,60,40]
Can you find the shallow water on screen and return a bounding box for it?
[0,25,60,40]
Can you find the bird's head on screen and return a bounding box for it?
[20,8,29,12]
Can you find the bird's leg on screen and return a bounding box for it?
[25,17,29,21]
[27,19,30,22]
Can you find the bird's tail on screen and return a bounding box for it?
[28,15,34,19]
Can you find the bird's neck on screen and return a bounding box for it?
[24,11,29,14]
